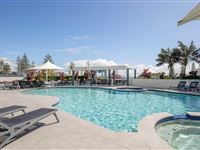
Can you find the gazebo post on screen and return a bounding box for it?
[90,70,93,86]
[113,70,115,85]
[72,70,75,86]
[134,69,137,79]
[108,69,111,86]
[126,69,129,86]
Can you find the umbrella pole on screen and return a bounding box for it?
[46,69,48,84]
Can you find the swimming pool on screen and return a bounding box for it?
[23,87,200,132]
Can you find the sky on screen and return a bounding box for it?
[0,0,200,71]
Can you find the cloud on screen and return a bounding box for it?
[63,48,83,54]
[65,58,200,77]
[0,49,19,55]
[64,35,95,42]
[66,59,117,67]
[5,51,19,55]
[132,64,169,75]
[56,46,101,55]
[132,62,200,76]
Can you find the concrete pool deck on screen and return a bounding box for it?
[0,88,179,149]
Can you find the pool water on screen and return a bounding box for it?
[156,119,200,150]
[23,88,200,132]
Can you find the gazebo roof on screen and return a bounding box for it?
[73,64,134,71]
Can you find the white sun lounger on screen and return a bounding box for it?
[0,108,59,148]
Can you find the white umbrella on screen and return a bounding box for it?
[27,60,64,84]
[37,60,63,70]
[178,3,200,26]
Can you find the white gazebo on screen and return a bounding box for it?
[72,64,136,86]
[27,60,64,83]
[178,3,200,26]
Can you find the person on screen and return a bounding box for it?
[75,71,79,81]
[84,71,89,80]
[83,71,89,85]
[79,76,84,85]
[160,72,165,79]
[59,72,65,81]
[112,70,116,85]
[91,70,96,84]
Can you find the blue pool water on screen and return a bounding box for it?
[23,88,200,132]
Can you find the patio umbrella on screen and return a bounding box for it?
[27,60,64,84]
[178,3,200,26]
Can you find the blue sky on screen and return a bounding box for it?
[0,1,200,67]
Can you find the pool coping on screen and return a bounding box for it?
[138,112,173,149]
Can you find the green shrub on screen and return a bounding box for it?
[48,76,59,81]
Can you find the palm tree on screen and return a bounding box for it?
[178,41,200,78]
[156,48,180,79]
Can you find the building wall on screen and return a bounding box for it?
[130,79,200,89]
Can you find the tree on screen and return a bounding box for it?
[31,60,36,67]
[68,62,75,70]
[43,54,54,64]
[86,60,90,68]
[16,56,22,75]
[156,48,180,79]
[3,63,11,74]
[178,41,200,78]
[68,62,75,76]
[21,53,30,74]
[0,61,4,73]
[191,62,196,72]
[139,69,151,79]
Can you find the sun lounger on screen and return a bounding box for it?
[38,81,47,87]
[184,81,199,91]
[0,83,5,90]
[0,105,26,118]
[32,81,41,87]
[18,81,31,89]
[3,82,19,90]
[56,80,69,86]
[169,81,186,90]
[95,79,108,85]
[0,108,59,148]
[29,81,39,88]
